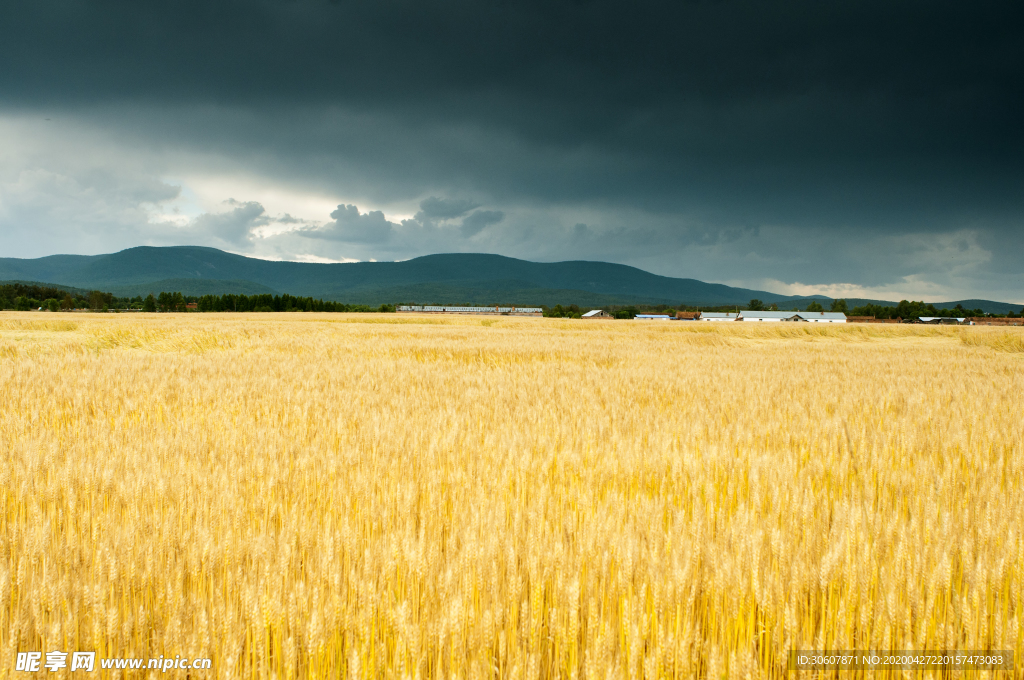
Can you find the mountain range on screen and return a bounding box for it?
[1,246,1019,313]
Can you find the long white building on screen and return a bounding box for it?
[795,311,847,323]
[396,305,543,316]
[696,310,847,322]
[737,311,846,323]
[739,311,801,322]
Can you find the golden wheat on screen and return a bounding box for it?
[1,313,1022,679]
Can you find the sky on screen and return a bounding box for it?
[0,0,1021,302]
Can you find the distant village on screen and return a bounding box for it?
[3,281,1020,325]
[396,305,1023,325]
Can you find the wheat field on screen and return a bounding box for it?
[1,313,1022,678]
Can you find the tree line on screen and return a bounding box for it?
[1,282,115,311]
[0,283,394,313]
[544,299,1022,319]
[845,300,1015,319]
[4,281,1020,318]
[743,298,999,318]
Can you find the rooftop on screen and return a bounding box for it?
[795,311,847,320]
[739,311,801,319]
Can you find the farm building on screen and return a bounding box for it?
[581,309,613,319]
[918,317,968,325]
[704,310,848,322]
[969,317,1024,326]
[738,311,802,322]
[675,311,701,320]
[847,316,902,323]
[794,311,847,323]
[634,314,672,320]
[396,306,543,316]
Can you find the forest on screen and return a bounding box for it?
[0,283,391,314]
[3,282,1020,319]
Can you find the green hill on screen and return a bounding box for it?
[0,246,1019,312]
[0,246,821,306]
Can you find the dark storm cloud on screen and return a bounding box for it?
[416,198,479,222]
[1,0,1021,298]
[403,196,503,237]
[460,210,504,238]
[4,0,1021,167]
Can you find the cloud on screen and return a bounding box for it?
[459,209,504,237]
[293,198,506,247]
[757,278,949,303]
[721,228,1008,303]
[275,213,310,225]
[299,204,396,244]
[0,1,1021,300]
[415,197,479,222]
[190,199,268,245]
[0,156,182,257]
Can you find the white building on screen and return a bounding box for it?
[731,310,848,323]
[699,312,739,321]
[396,306,543,316]
[733,310,848,323]
[634,314,672,320]
[919,317,967,325]
[581,309,613,319]
[738,311,802,322]
[795,311,847,323]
